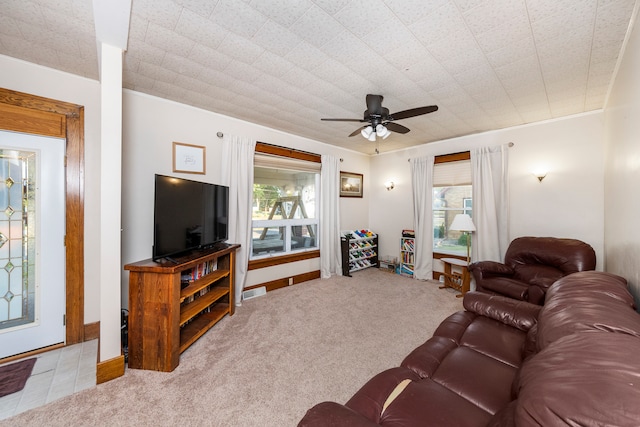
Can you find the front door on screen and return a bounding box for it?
[0,130,65,359]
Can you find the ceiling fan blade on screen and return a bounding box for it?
[365,94,384,115]
[389,105,438,121]
[321,118,366,122]
[385,122,410,134]
[349,126,368,137]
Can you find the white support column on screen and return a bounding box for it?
[99,43,124,362]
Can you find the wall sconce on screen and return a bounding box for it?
[533,171,547,182]
[385,181,395,191]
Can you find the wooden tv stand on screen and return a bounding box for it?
[125,244,240,372]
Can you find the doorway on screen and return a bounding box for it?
[0,88,85,358]
[0,131,66,358]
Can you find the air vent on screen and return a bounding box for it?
[242,286,266,301]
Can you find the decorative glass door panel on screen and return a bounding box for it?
[0,149,36,330]
[0,130,65,359]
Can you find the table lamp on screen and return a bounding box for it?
[449,214,476,264]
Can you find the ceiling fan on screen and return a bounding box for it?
[321,94,438,141]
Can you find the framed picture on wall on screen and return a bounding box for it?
[340,171,363,198]
[173,142,206,174]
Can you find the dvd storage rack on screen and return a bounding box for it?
[400,230,415,277]
[125,243,239,372]
[341,229,379,276]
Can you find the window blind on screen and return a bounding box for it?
[254,153,321,172]
[433,160,471,186]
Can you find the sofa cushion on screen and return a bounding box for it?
[379,379,493,427]
[537,271,640,351]
[400,302,531,418]
[400,336,458,378]
[430,346,517,415]
[455,316,527,369]
[513,264,563,289]
[432,310,476,341]
[403,306,530,374]
[345,367,421,424]
[486,400,517,427]
[513,331,640,426]
[347,371,494,427]
[299,402,380,427]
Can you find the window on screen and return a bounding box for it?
[433,154,472,256]
[251,145,320,259]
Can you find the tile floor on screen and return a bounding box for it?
[0,339,98,421]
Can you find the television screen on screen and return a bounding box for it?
[153,174,229,261]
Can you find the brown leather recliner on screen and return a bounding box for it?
[468,236,596,305]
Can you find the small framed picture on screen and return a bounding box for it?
[173,142,206,174]
[340,171,363,198]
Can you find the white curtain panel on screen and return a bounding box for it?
[221,135,256,306]
[320,154,342,278]
[471,145,510,263]
[410,156,435,280]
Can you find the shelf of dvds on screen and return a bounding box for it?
[341,230,379,276]
[125,243,239,372]
[400,231,415,277]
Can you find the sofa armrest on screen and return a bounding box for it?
[298,401,381,427]
[480,278,529,301]
[469,261,515,279]
[463,291,541,331]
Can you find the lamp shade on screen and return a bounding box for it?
[376,124,391,139]
[361,126,373,138]
[449,214,476,232]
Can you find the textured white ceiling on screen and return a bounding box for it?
[0,0,637,154]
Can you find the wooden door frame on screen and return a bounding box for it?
[0,87,85,346]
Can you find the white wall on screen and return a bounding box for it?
[604,8,640,306]
[0,55,102,324]
[370,112,606,271]
[121,90,371,300]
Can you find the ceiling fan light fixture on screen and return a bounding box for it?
[321,94,438,145]
[361,126,373,139]
[376,124,391,139]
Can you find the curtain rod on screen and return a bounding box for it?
[407,142,514,161]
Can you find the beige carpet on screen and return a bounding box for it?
[1,269,463,427]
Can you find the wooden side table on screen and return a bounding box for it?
[440,257,471,298]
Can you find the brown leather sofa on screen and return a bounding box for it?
[298,271,640,426]
[468,236,596,304]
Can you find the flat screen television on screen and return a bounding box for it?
[152,174,229,262]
